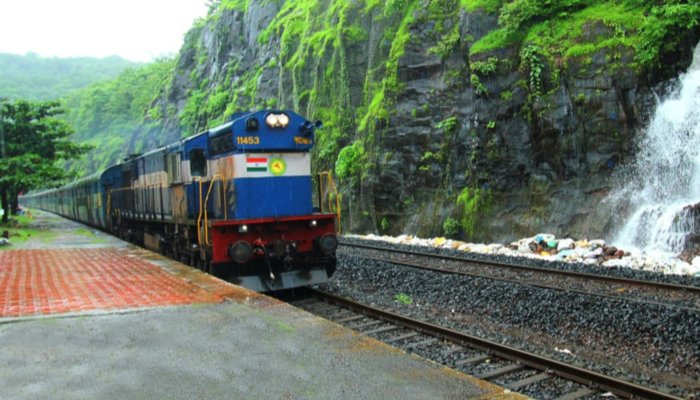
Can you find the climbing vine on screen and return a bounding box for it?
[457,187,492,239]
[519,44,544,95]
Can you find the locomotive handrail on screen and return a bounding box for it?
[203,174,227,246]
[318,171,341,234]
[196,178,204,246]
[195,174,229,247]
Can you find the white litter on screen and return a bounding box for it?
[555,347,573,355]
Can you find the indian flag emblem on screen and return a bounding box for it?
[246,157,267,172]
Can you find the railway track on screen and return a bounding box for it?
[293,289,684,400]
[340,240,700,311]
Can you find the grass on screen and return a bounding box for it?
[0,213,56,248]
[524,3,644,61]
[74,227,109,243]
[460,0,504,13]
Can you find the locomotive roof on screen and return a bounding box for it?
[25,110,315,197]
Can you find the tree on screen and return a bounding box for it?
[0,99,90,223]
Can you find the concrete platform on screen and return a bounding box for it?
[0,211,523,399]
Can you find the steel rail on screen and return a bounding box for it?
[340,241,700,294]
[311,289,685,400]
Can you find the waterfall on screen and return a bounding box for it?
[612,42,700,255]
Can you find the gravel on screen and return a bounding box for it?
[320,238,700,398]
[340,237,700,288]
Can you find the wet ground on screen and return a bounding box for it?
[0,211,521,399]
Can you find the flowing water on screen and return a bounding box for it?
[612,43,700,254]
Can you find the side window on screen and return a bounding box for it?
[166,153,182,183]
[209,130,235,156]
[189,149,207,177]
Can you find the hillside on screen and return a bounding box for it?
[0,53,139,100]
[64,0,700,242]
[62,58,175,175]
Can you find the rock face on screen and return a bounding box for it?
[679,203,700,263]
[149,1,698,243]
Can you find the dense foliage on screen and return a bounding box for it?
[0,53,138,101]
[63,58,176,175]
[467,0,700,74]
[0,100,90,222]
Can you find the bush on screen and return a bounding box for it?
[443,217,461,238]
[335,141,366,179]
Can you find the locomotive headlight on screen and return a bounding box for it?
[309,220,318,228]
[265,113,289,128]
[265,114,279,127]
[277,113,289,127]
[229,240,252,264]
[238,224,248,233]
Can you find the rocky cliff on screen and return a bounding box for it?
[147,0,700,243]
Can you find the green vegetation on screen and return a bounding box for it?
[63,58,175,175]
[435,116,458,132]
[429,25,461,59]
[0,100,90,222]
[335,141,366,179]
[0,53,138,101]
[471,57,500,75]
[457,187,492,239]
[380,217,390,231]
[468,0,699,75]
[470,73,488,95]
[0,214,56,248]
[394,293,413,304]
[461,0,504,13]
[442,217,461,237]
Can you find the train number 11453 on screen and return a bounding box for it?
[237,136,260,145]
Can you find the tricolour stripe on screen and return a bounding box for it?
[234,153,310,178]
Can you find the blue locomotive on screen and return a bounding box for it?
[21,110,340,291]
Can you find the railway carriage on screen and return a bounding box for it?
[21,110,340,291]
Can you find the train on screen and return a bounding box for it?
[20,110,340,291]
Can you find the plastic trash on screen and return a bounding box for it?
[589,239,606,247]
[557,238,575,251]
[585,247,603,258]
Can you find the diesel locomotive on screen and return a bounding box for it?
[20,110,340,291]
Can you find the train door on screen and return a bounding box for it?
[187,147,207,220]
[166,151,184,221]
